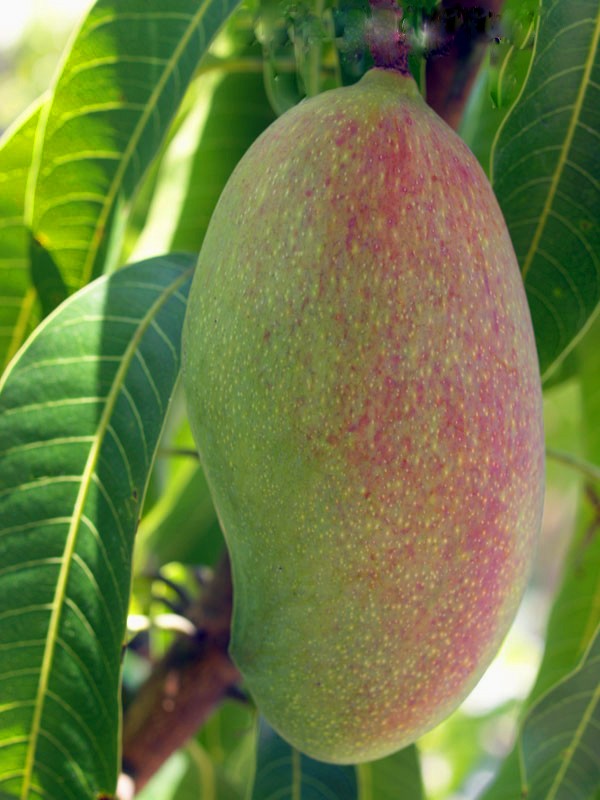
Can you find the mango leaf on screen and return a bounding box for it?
[488,1,538,112]
[251,718,358,799]
[519,623,600,800]
[0,99,44,372]
[459,0,537,175]
[27,0,239,301]
[133,384,223,571]
[0,254,194,798]
[491,0,600,379]
[482,322,600,800]
[171,68,276,252]
[136,457,223,570]
[357,746,424,800]
[134,65,275,258]
[136,742,242,800]
[196,699,256,798]
[135,749,200,800]
[533,316,600,694]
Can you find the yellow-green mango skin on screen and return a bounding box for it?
[182,68,545,763]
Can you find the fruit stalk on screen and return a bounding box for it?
[365,0,410,74]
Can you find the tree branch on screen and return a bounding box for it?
[425,0,506,130]
[121,553,241,793]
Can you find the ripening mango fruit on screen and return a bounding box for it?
[182,67,545,763]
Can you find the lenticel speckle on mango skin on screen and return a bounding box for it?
[182,67,545,764]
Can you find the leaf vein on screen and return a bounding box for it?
[521,8,600,277]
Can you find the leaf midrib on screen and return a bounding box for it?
[20,266,193,798]
[75,0,216,288]
[520,7,600,278]
[4,287,37,370]
[519,629,600,800]
[545,658,600,799]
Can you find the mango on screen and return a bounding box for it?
[182,67,545,763]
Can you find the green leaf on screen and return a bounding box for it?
[482,323,600,800]
[357,746,424,800]
[492,0,600,378]
[251,718,359,799]
[0,254,194,798]
[488,1,538,113]
[170,68,276,252]
[134,64,275,258]
[533,318,600,696]
[197,699,256,797]
[134,386,223,570]
[519,623,600,800]
[137,458,223,569]
[136,741,242,800]
[459,0,537,175]
[135,748,198,800]
[0,99,44,372]
[27,0,240,300]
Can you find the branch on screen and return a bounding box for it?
[546,448,600,484]
[120,553,241,793]
[425,1,507,130]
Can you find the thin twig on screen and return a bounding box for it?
[546,448,600,484]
